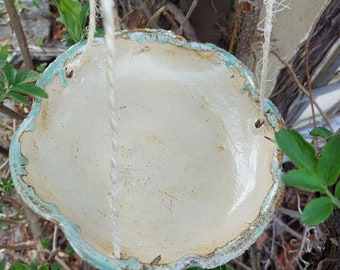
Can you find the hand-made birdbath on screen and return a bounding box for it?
[10,29,284,269]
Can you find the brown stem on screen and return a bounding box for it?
[178,0,198,36]
[3,0,34,70]
[0,104,25,120]
[0,241,37,250]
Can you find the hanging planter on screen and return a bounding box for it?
[10,29,284,269]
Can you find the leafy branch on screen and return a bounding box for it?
[0,59,48,105]
[51,0,90,46]
[276,127,340,225]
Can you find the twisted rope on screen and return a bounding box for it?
[260,0,275,115]
[99,0,121,259]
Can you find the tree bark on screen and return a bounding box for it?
[3,0,34,70]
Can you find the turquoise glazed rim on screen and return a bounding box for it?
[9,29,284,269]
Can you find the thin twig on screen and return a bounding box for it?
[275,218,302,240]
[54,256,72,270]
[146,6,167,28]
[162,9,179,31]
[137,0,157,27]
[41,248,72,270]
[0,159,8,170]
[178,0,198,36]
[0,105,25,120]
[304,4,328,150]
[0,241,37,250]
[210,0,217,13]
[165,2,198,41]
[271,49,333,131]
[286,226,310,269]
[232,258,252,270]
[52,225,58,254]
[47,225,58,265]
[3,0,34,70]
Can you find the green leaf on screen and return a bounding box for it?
[335,182,340,199]
[10,84,48,98]
[309,127,333,138]
[32,0,40,8]
[0,71,4,86]
[301,197,333,225]
[0,84,4,94]
[28,261,39,270]
[0,54,6,69]
[6,92,30,105]
[0,221,9,230]
[9,262,31,270]
[50,263,62,270]
[66,243,74,255]
[40,238,51,249]
[14,70,42,85]
[38,264,49,270]
[94,28,105,38]
[79,3,89,30]
[3,62,16,86]
[52,0,87,44]
[275,128,317,173]
[282,169,325,192]
[1,177,13,194]
[0,258,6,270]
[318,134,340,186]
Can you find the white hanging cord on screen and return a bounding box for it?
[64,0,97,71]
[84,0,97,53]
[99,0,121,259]
[259,0,275,115]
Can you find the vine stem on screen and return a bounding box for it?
[325,188,340,209]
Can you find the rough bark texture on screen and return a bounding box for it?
[269,0,340,119]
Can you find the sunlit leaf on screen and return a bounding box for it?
[318,134,340,186]
[301,197,333,225]
[282,169,325,192]
[275,128,317,173]
[52,0,88,44]
[10,84,48,98]
[309,127,333,138]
